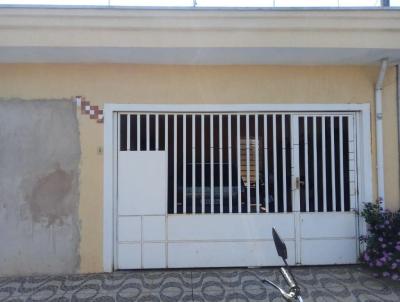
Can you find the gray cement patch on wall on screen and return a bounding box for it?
[0,99,80,276]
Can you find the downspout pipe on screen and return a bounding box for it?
[397,65,400,206]
[375,59,388,208]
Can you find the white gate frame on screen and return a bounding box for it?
[103,103,372,272]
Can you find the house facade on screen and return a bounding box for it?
[0,6,400,276]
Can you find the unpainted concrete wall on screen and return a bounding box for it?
[0,99,80,276]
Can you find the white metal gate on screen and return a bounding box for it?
[116,111,358,269]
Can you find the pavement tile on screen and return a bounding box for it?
[152,272,192,292]
[25,285,66,301]
[27,294,69,302]
[113,282,143,300]
[0,285,18,301]
[1,266,400,301]
[135,292,162,302]
[349,288,400,302]
[306,288,339,302]
[193,288,233,302]
[91,296,116,302]
[191,271,224,291]
[232,289,286,302]
[159,288,190,302]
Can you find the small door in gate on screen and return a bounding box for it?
[117,150,167,269]
[292,114,358,265]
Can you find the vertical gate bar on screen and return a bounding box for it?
[210,115,214,214]
[246,114,251,213]
[183,115,187,214]
[273,114,278,213]
[165,114,169,214]
[322,117,327,212]
[228,114,233,213]
[201,115,205,214]
[291,116,299,190]
[348,115,356,209]
[353,114,358,211]
[146,114,150,151]
[127,114,131,151]
[264,114,269,212]
[282,115,287,213]
[331,117,337,212]
[291,115,301,264]
[173,114,177,214]
[115,112,121,268]
[255,115,260,213]
[114,113,120,267]
[118,113,122,151]
[165,115,168,153]
[155,114,159,151]
[313,116,318,212]
[304,117,309,212]
[192,115,196,214]
[137,114,141,151]
[219,114,223,213]
[237,115,242,213]
[339,116,345,212]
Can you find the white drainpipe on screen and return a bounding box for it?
[397,65,400,201]
[375,59,388,208]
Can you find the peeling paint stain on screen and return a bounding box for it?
[28,168,74,226]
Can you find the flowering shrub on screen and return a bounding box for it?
[360,201,400,281]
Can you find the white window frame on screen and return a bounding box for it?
[103,103,372,272]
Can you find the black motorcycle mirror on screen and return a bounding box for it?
[272,227,288,263]
[263,228,302,301]
[262,228,303,302]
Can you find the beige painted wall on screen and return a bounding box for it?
[0,64,398,273]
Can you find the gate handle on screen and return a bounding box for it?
[295,177,305,189]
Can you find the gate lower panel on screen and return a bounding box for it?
[167,214,296,267]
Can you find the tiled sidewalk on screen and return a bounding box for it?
[0,266,399,301]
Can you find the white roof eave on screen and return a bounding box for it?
[0,7,399,64]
